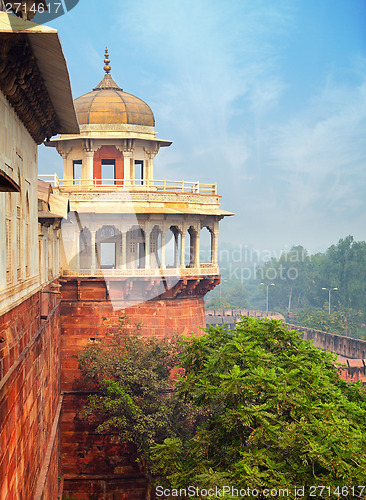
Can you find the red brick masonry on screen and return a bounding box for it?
[60,276,215,497]
[0,287,61,500]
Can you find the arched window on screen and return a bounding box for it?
[96,225,121,269]
[126,226,145,269]
[165,226,180,268]
[150,226,161,269]
[200,226,212,264]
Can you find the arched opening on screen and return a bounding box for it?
[150,225,161,269]
[185,226,198,268]
[200,226,213,264]
[93,145,124,186]
[165,226,180,268]
[126,226,145,269]
[79,227,91,270]
[96,225,121,269]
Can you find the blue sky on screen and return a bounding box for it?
[38,0,366,254]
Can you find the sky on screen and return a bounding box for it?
[37,0,366,256]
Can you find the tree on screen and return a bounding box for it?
[77,316,202,499]
[152,318,366,496]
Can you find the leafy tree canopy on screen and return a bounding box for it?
[78,316,366,497]
[78,317,203,489]
[152,318,366,495]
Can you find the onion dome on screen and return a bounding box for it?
[74,48,155,128]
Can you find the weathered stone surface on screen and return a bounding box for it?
[59,276,207,496]
[0,289,61,500]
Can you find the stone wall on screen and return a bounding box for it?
[288,324,366,359]
[0,287,61,500]
[60,276,206,496]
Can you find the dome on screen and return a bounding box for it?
[74,50,155,128]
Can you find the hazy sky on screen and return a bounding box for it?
[38,0,366,255]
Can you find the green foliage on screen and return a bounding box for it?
[206,282,251,310]
[78,316,202,476]
[151,318,366,492]
[257,237,366,315]
[293,307,366,338]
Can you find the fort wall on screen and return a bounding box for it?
[0,287,61,500]
[60,277,206,497]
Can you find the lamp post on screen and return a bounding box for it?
[260,283,275,311]
[322,287,338,315]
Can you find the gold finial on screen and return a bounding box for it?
[104,47,111,74]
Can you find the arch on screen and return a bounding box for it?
[149,225,161,269]
[95,225,122,269]
[200,226,213,264]
[126,225,145,269]
[79,227,91,270]
[165,226,180,268]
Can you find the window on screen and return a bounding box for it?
[138,242,145,268]
[73,160,82,185]
[5,194,12,283]
[100,242,116,268]
[135,160,143,185]
[16,205,21,280]
[25,194,30,277]
[101,159,115,186]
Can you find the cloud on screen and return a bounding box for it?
[270,65,366,217]
[115,0,293,186]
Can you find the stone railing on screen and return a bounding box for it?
[39,175,217,195]
[62,264,219,278]
[287,324,366,360]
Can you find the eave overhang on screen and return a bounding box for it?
[0,169,20,192]
[0,12,79,142]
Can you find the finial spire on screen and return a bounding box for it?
[104,47,111,74]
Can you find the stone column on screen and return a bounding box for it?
[123,152,132,188]
[130,160,135,187]
[160,229,166,269]
[144,226,151,269]
[90,230,96,272]
[62,154,73,181]
[121,231,127,269]
[180,231,185,269]
[84,151,94,186]
[75,230,80,271]
[174,232,179,268]
[146,158,153,188]
[212,226,219,265]
[194,229,200,268]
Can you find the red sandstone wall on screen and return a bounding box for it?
[61,394,147,499]
[60,277,208,497]
[60,279,206,392]
[0,288,61,500]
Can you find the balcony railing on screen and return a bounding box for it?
[39,175,217,195]
[62,264,219,278]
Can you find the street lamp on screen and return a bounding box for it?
[260,283,275,311]
[322,287,338,315]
